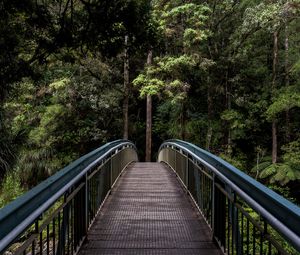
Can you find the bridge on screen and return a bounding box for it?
[0,140,299,255]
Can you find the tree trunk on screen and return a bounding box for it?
[272,121,277,164]
[272,31,278,164]
[145,50,153,162]
[123,35,129,139]
[285,22,291,142]
[180,103,186,140]
[225,68,232,155]
[206,77,213,151]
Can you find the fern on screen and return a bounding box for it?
[251,161,272,173]
[260,163,300,185]
[259,164,276,178]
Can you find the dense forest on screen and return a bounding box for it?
[0,0,300,207]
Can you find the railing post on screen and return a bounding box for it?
[213,178,226,250]
[110,155,113,187]
[232,192,242,255]
[33,220,39,255]
[85,173,88,234]
[57,194,69,255]
[186,155,189,189]
[212,173,215,235]
[174,147,177,173]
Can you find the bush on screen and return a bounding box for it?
[0,172,25,209]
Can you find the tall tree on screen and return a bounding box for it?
[272,30,279,164]
[145,50,153,162]
[123,35,130,139]
[284,4,290,142]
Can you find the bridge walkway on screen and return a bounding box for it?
[78,162,222,255]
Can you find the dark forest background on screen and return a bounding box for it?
[0,0,300,207]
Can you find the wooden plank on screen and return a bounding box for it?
[78,162,222,255]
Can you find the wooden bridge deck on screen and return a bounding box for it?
[78,162,222,255]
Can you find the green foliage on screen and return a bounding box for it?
[155,55,196,74]
[221,110,246,139]
[219,152,247,171]
[1,0,300,211]
[259,164,277,179]
[49,78,71,91]
[153,99,183,139]
[260,163,300,185]
[266,86,300,120]
[292,58,300,74]
[0,172,24,209]
[133,54,195,101]
[0,133,14,178]
[268,184,297,203]
[134,0,210,105]
[183,28,207,48]
[2,56,124,190]
[282,140,300,170]
[252,160,272,174]
[242,3,282,32]
[29,104,67,146]
[133,74,165,97]
[16,148,62,188]
[158,2,210,51]
[254,141,300,185]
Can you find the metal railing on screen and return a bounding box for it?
[158,140,300,255]
[0,140,138,255]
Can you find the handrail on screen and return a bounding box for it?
[0,139,137,253]
[158,139,300,253]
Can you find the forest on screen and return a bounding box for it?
[0,0,300,208]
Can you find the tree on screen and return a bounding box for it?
[123,35,130,139]
[0,0,153,176]
[134,0,211,145]
[146,50,153,161]
[1,0,300,205]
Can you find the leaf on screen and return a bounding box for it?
[261,163,300,185]
[266,86,300,120]
[272,164,293,185]
[49,78,71,91]
[259,164,276,179]
[251,161,272,173]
